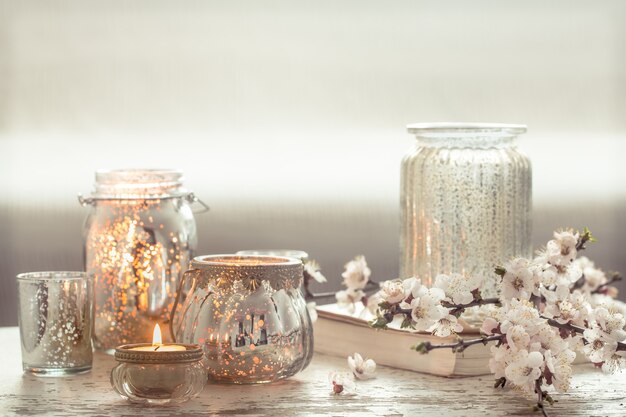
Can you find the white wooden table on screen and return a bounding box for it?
[1,327,625,416]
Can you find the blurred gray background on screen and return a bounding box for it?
[1,0,625,326]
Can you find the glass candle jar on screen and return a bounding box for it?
[171,255,314,384]
[400,123,532,297]
[236,250,314,370]
[79,169,202,353]
[17,271,93,376]
[111,343,205,404]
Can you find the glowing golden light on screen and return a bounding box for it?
[152,323,163,346]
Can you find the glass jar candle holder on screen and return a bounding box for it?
[17,271,93,376]
[111,343,205,404]
[79,169,204,353]
[171,255,314,384]
[400,123,532,297]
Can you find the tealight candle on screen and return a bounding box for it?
[110,324,205,405]
[130,324,186,352]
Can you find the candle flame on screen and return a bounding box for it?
[152,323,163,346]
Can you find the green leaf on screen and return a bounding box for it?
[400,317,414,329]
[378,301,392,310]
[411,342,430,354]
[368,316,388,330]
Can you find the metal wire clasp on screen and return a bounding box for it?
[77,194,95,206]
[185,192,210,214]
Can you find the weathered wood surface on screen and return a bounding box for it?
[1,327,625,416]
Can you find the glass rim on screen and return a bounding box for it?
[236,250,309,261]
[95,168,183,182]
[407,122,527,135]
[192,254,302,268]
[17,271,91,282]
[88,168,186,199]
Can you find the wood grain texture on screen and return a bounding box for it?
[1,327,626,416]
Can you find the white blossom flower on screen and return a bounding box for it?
[590,307,626,341]
[481,317,500,335]
[341,255,371,290]
[574,256,607,292]
[601,351,626,374]
[590,295,626,317]
[504,350,544,395]
[430,313,464,337]
[402,276,423,299]
[409,288,446,331]
[500,299,544,335]
[329,371,356,395]
[542,286,590,326]
[347,353,376,380]
[530,261,558,288]
[365,290,383,316]
[506,325,531,352]
[307,301,318,323]
[304,260,327,283]
[582,328,618,363]
[501,258,538,301]
[545,230,579,267]
[544,349,576,392]
[379,280,406,304]
[554,263,583,287]
[489,344,512,379]
[336,288,365,314]
[530,323,568,354]
[433,273,481,305]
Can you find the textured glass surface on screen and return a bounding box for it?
[400,125,532,297]
[172,255,314,383]
[17,272,93,376]
[110,361,205,404]
[82,170,198,352]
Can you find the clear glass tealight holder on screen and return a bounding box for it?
[111,343,206,404]
[17,271,94,376]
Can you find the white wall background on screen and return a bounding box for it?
[1,0,625,325]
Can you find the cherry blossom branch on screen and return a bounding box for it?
[535,380,549,417]
[413,334,503,354]
[442,297,501,316]
[591,272,622,295]
[391,297,500,318]
[575,227,595,251]
[543,317,626,352]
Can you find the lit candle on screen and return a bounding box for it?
[130,324,186,352]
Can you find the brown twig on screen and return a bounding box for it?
[414,334,503,354]
[535,380,549,417]
[591,272,622,295]
[544,317,626,351]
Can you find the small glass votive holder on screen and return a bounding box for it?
[17,271,94,376]
[111,343,206,405]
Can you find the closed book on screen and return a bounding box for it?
[314,303,492,377]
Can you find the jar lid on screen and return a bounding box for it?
[114,343,203,364]
[90,169,187,199]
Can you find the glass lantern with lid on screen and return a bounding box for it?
[400,123,532,298]
[80,169,204,353]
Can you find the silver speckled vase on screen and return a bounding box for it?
[400,123,532,297]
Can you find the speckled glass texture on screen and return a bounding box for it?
[82,169,198,353]
[172,255,314,383]
[17,271,94,376]
[400,124,532,297]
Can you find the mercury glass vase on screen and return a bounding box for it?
[79,169,201,353]
[400,123,532,297]
[17,272,93,376]
[171,255,314,384]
